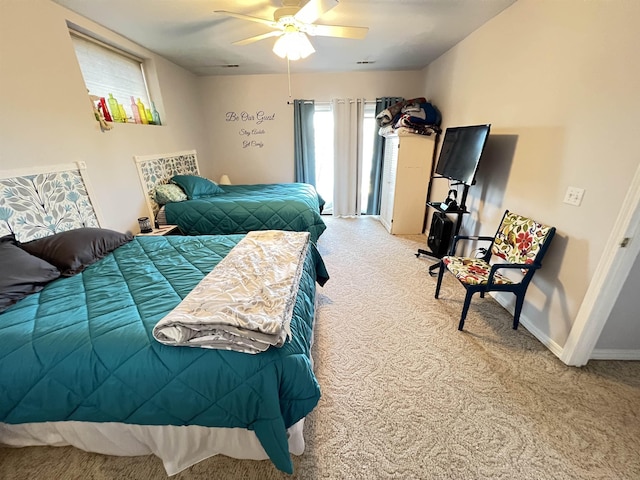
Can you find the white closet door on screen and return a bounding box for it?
[379,135,399,232]
[378,133,435,235]
[391,134,431,234]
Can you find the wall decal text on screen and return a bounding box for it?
[226,110,275,149]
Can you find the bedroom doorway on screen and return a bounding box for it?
[313,101,377,215]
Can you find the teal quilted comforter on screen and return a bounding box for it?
[164,183,326,243]
[0,235,329,473]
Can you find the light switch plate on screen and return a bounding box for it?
[563,186,585,206]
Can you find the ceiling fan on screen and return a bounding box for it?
[215,0,368,60]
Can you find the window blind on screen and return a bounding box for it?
[70,31,151,114]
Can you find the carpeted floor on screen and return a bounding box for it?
[1,216,639,479]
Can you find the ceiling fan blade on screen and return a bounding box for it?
[232,30,283,46]
[307,24,369,39]
[294,0,338,24]
[214,10,278,28]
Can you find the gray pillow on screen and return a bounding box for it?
[21,228,133,277]
[0,235,60,312]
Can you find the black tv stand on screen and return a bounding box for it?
[416,180,470,276]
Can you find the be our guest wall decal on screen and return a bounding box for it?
[225,110,276,149]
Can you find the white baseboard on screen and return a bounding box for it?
[489,293,640,363]
[589,349,640,361]
[489,292,565,360]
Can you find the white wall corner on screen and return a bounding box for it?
[561,163,640,366]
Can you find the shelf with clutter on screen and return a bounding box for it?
[376,97,442,138]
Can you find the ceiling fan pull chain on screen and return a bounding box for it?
[287,56,292,99]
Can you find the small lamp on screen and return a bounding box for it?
[219,174,232,185]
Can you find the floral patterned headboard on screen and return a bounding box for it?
[0,162,101,242]
[133,150,200,220]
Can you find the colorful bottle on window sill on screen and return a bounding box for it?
[136,98,148,124]
[130,96,141,123]
[118,104,128,123]
[108,93,122,122]
[145,108,153,124]
[99,97,112,122]
[151,101,161,126]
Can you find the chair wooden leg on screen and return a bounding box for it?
[458,291,474,330]
[513,294,525,329]
[434,261,445,299]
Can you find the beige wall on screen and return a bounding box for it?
[421,0,640,349]
[197,71,424,184]
[0,0,210,233]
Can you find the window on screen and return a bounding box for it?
[360,103,377,214]
[313,101,377,215]
[69,29,158,124]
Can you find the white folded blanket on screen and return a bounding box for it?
[153,230,310,353]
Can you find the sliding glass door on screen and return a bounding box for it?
[313,101,377,215]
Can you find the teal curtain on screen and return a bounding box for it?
[365,96,404,215]
[293,99,316,185]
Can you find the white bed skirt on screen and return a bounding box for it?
[0,419,305,476]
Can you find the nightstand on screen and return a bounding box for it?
[137,224,181,236]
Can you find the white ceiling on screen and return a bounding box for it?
[53,0,516,76]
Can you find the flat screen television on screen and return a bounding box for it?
[434,124,491,185]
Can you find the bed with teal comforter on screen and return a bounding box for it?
[163,183,326,243]
[0,235,329,473]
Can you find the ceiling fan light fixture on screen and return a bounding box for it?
[272,31,315,60]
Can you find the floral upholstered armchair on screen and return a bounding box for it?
[434,210,556,331]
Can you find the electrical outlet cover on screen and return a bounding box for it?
[563,186,585,206]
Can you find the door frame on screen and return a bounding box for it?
[561,162,640,366]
